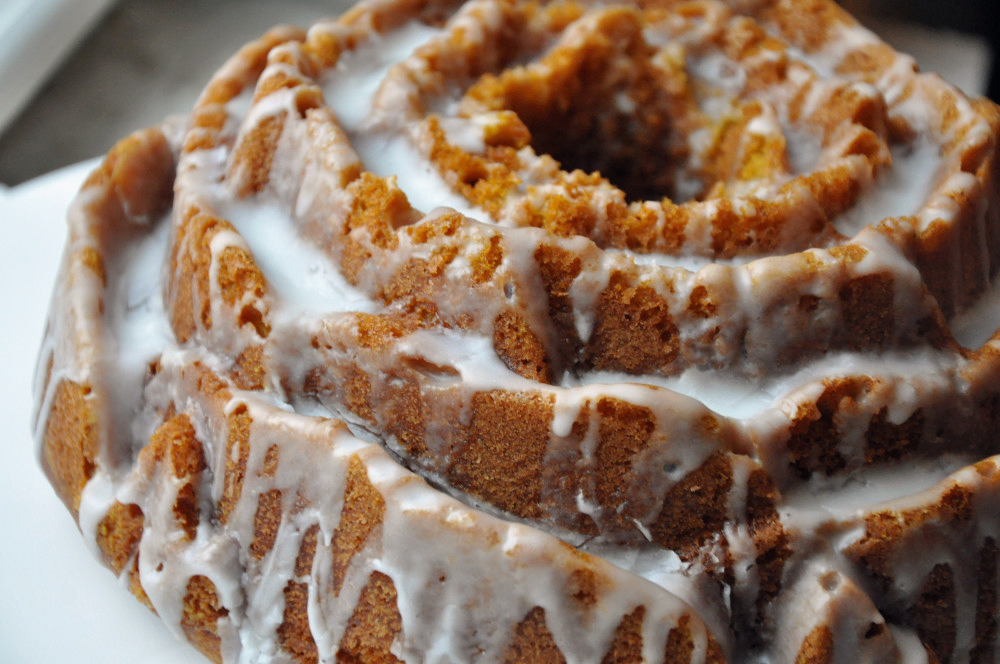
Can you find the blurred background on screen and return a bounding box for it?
[0,0,353,186]
[0,0,996,187]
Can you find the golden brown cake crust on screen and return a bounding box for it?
[33,0,1000,662]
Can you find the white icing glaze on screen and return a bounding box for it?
[218,199,375,317]
[76,467,119,558]
[562,366,774,420]
[396,328,536,392]
[951,272,1000,349]
[917,169,980,234]
[33,0,1000,662]
[686,50,747,98]
[104,219,175,452]
[779,455,971,526]
[438,115,489,155]
[783,127,824,177]
[832,138,942,237]
[615,246,752,272]
[351,132,486,218]
[323,21,442,130]
[320,20,488,220]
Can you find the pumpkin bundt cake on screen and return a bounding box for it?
[34,0,1000,661]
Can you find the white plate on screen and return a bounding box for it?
[0,160,202,663]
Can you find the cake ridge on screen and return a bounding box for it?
[33,0,1000,661]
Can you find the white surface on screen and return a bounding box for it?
[0,0,119,135]
[0,160,203,663]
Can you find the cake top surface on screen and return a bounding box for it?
[31,0,1000,662]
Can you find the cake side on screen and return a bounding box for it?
[32,0,1000,661]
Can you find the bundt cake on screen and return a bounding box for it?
[33,0,1000,661]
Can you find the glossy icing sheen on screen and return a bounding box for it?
[33,0,1000,662]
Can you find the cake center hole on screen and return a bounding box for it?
[467,16,691,203]
[519,89,681,202]
[510,61,684,202]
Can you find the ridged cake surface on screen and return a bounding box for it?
[34,0,1000,662]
